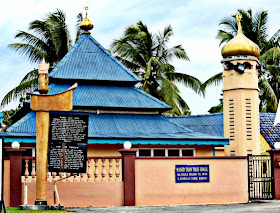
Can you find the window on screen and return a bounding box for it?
[182,149,194,156]
[168,149,180,156]
[138,149,151,156]
[154,149,165,156]
[137,148,195,157]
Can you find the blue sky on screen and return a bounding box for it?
[0,0,280,114]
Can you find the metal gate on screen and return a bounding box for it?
[248,155,274,200]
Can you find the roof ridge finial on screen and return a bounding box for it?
[236,13,243,34]
[38,57,49,74]
[80,5,93,33]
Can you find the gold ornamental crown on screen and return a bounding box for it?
[221,14,260,58]
[80,6,94,33]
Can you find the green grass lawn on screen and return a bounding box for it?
[7,207,66,213]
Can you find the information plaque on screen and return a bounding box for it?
[49,114,88,173]
[175,165,210,183]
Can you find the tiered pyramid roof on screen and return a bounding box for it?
[2,32,229,146]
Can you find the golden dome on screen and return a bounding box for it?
[221,14,260,58]
[80,6,94,33]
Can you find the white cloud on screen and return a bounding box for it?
[0,0,280,113]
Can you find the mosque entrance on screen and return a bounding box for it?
[247,155,274,200]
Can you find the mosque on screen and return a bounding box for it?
[1,12,278,159]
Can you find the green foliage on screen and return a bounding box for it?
[1,109,18,132]
[7,207,65,213]
[8,9,72,66]
[259,47,280,112]
[208,95,223,113]
[111,21,203,115]
[75,13,84,42]
[208,103,223,113]
[1,69,38,107]
[217,9,271,52]
[2,9,83,108]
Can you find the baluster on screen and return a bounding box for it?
[59,172,63,181]
[94,159,99,182]
[108,159,113,181]
[115,159,120,181]
[73,173,78,182]
[48,172,52,182]
[62,172,66,182]
[31,159,36,179]
[87,159,92,182]
[66,173,71,182]
[52,172,56,181]
[81,173,85,182]
[24,159,29,180]
[101,159,107,181]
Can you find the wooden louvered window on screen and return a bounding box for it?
[245,98,252,141]
[229,99,235,141]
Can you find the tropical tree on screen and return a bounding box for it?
[203,9,280,113]
[259,47,280,111]
[9,9,71,66]
[1,9,77,108]
[111,21,203,115]
[1,108,18,132]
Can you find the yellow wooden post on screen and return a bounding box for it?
[35,111,49,202]
[31,59,77,205]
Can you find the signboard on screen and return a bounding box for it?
[49,114,88,173]
[175,165,210,183]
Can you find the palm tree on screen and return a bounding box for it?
[259,47,280,111]
[9,9,71,66]
[203,9,280,113]
[111,21,203,115]
[1,9,75,108]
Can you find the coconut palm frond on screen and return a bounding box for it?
[201,72,223,91]
[75,13,83,42]
[165,72,203,95]
[216,30,235,46]
[8,43,44,64]
[1,78,38,108]
[5,8,75,107]
[111,21,200,115]
[20,69,38,84]
[259,78,278,112]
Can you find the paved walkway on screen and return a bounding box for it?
[69,201,280,213]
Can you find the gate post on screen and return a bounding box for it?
[7,149,26,206]
[118,149,138,206]
[268,149,280,199]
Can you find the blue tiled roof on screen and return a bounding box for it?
[168,113,224,137]
[49,33,140,82]
[259,113,280,148]
[47,83,171,110]
[169,113,280,148]
[2,111,229,145]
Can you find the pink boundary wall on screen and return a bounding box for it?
[4,156,250,207]
[135,157,248,206]
[24,182,124,207]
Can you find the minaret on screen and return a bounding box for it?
[221,14,261,156]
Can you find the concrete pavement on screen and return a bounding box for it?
[68,201,280,213]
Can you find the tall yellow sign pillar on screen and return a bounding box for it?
[221,14,261,156]
[30,59,77,205]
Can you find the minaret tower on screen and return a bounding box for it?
[221,14,261,156]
